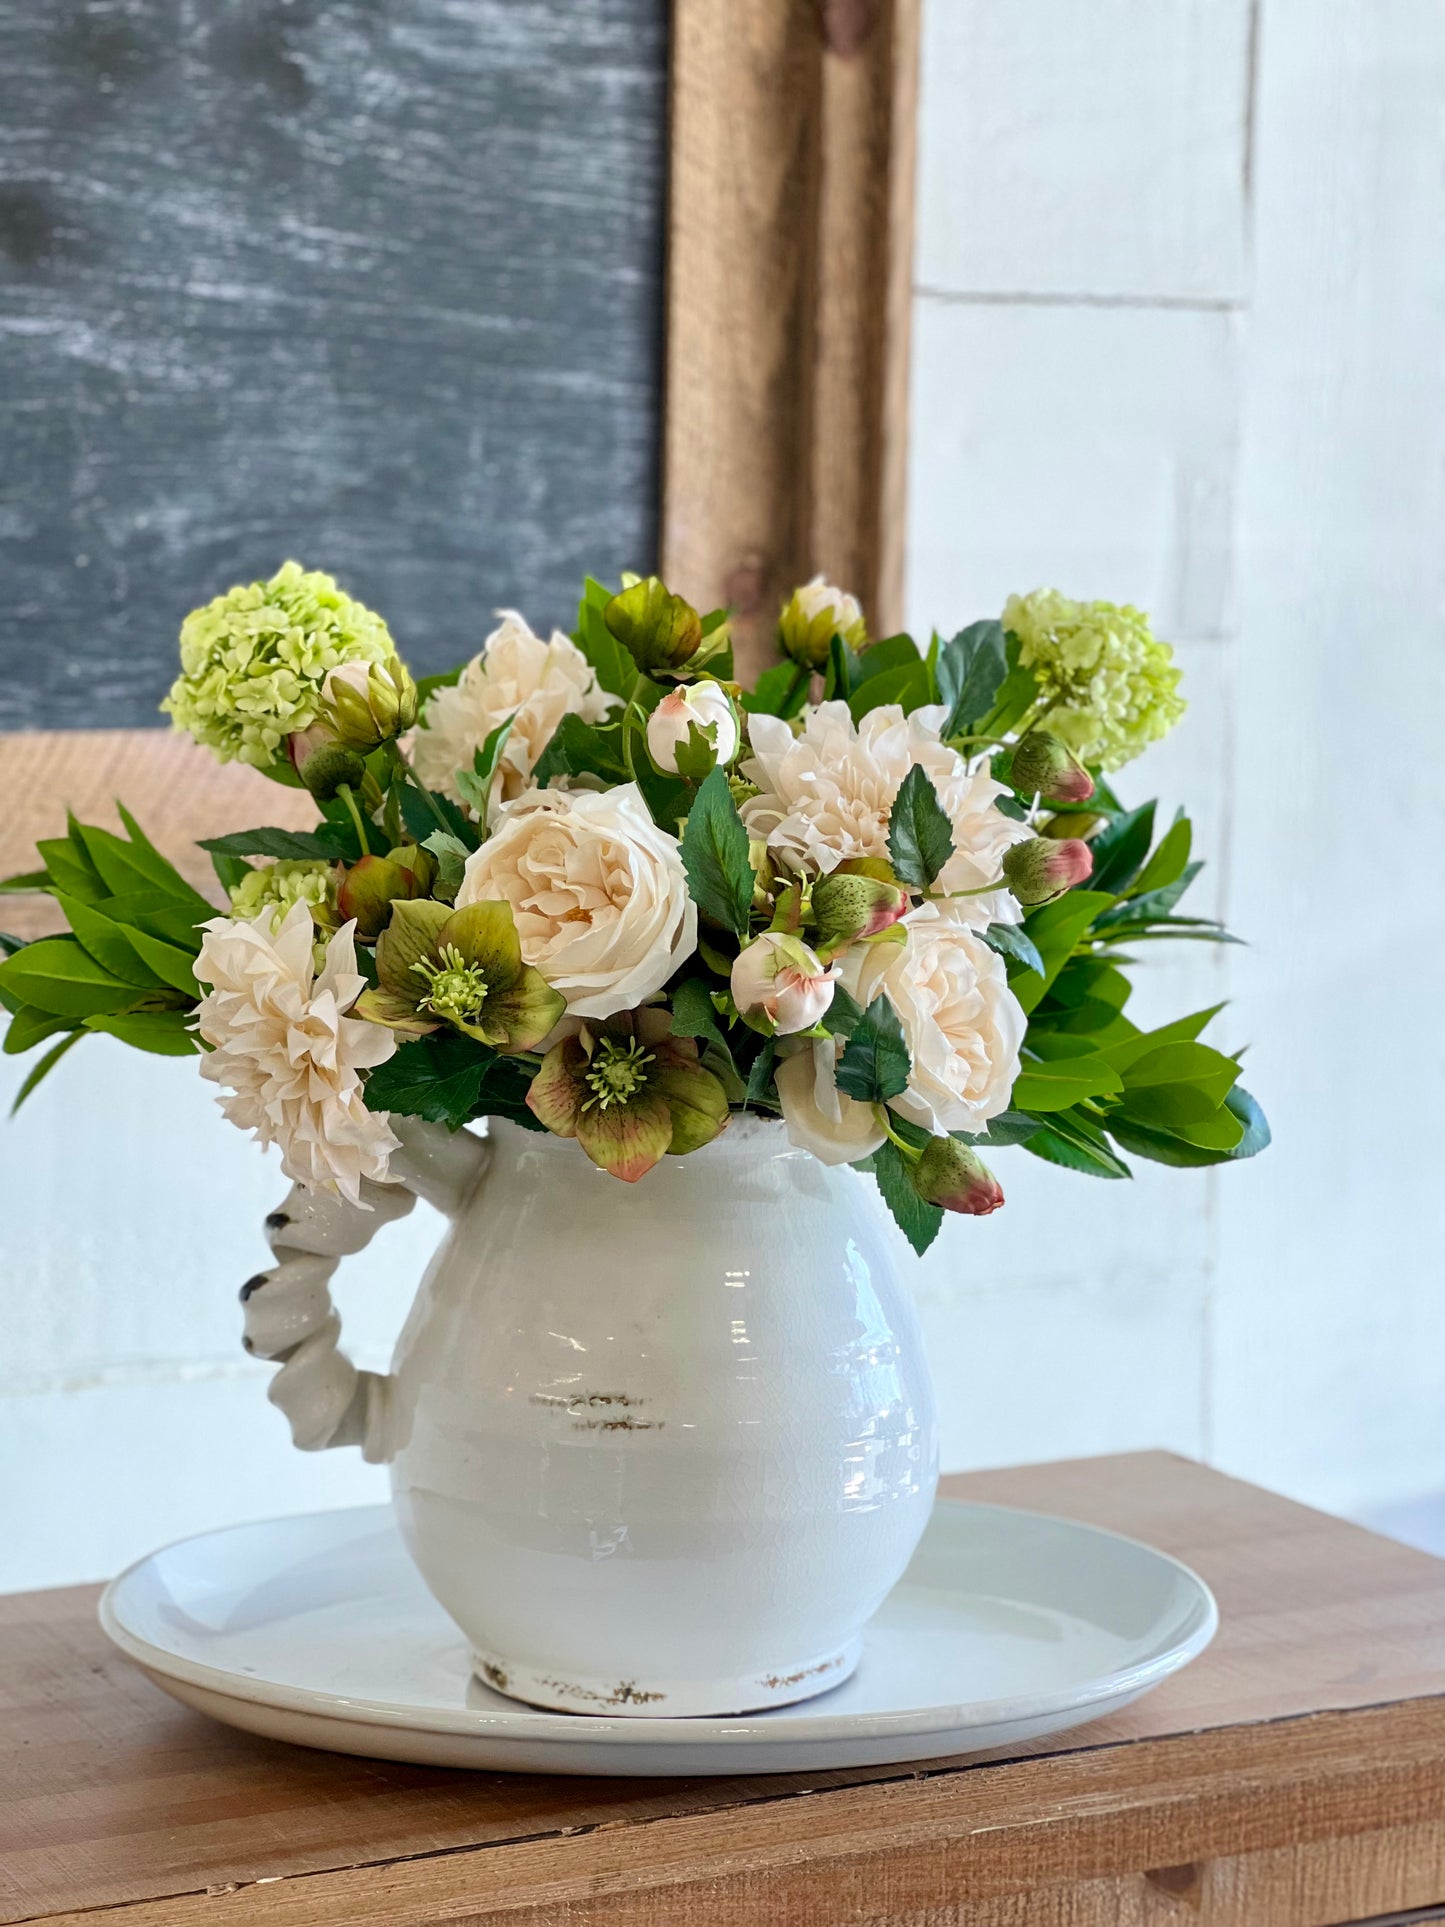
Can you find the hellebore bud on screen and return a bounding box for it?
[296,742,368,802]
[1010,731,1095,805]
[645,681,740,774]
[1001,835,1093,907]
[321,658,418,753]
[811,870,910,960]
[731,931,838,1035]
[777,575,867,670]
[335,853,424,941]
[912,1137,1005,1216]
[604,576,705,678]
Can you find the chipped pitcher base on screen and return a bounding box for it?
[471,1639,863,1718]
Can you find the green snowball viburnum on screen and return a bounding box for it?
[163,561,399,769]
[1003,589,1186,773]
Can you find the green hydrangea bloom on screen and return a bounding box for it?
[163,561,398,768]
[1003,589,1186,772]
[228,859,337,929]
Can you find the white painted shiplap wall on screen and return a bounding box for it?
[907,0,1445,1528]
[3,0,1444,1592]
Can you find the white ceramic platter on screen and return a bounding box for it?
[99,1501,1217,1776]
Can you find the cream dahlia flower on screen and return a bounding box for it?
[456,785,696,1020]
[411,611,616,808]
[741,702,1027,919]
[846,902,1024,1136]
[195,902,399,1204]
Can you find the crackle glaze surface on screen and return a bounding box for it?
[384,1118,938,1715]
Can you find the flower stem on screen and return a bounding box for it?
[874,1108,919,1159]
[337,784,371,857]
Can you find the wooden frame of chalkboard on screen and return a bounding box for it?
[4,0,918,930]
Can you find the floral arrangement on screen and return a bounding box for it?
[0,563,1267,1253]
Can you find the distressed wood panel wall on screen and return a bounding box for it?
[0,0,667,732]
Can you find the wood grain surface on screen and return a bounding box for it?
[4,1452,1445,1927]
[0,0,667,731]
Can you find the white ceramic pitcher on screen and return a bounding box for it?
[241,1113,939,1717]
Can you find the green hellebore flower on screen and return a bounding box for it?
[526,1022,729,1182]
[355,897,565,1051]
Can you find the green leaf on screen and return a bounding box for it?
[1121,1040,1240,1108]
[826,632,861,702]
[1223,1084,1270,1158]
[821,981,866,1038]
[887,764,955,891]
[0,933,24,957]
[1010,1049,1122,1112]
[1087,802,1157,894]
[970,1109,1043,1148]
[836,993,911,1104]
[454,715,515,821]
[1094,867,1203,928]
[673,719,721,785]
[935,620,1007,735]
[122,929,201,996]
[1128,814,1192,897]
[679,768,756,937]
[872,1140,943,1255]
[1046,956,1133,1013]
[852,633,922,686]
[53,893,169,988]
[36,832,107,904]
[848,659,931,721]
[198,826,349,861]
[421,830,469,902]
[363,1032,495,1131]
[1105,1091,1264,1168]
[73,822,196,904]
[1022,1108,1132,1179]
[1013,891,1117,1015]
[210,850,252,895]
[979,921,1044,977]
[0,869,50,895]
[399,782,475,851]
[0,937,138,1019]
[744,1035,778,1106]
[575,579,640,699]
[669,977,733,1062]
[1102,1006,1225,1072]
[95,891,211,950]
[2,1004,71,1054]
[84,1010,199,1056]
[532,712,630,790]
[742,661,810,719]
[10,1029,85,1113]
[414,663,463,708]
[974,633,1039,736]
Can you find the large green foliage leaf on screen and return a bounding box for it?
[199,826,349,862]
[679,769,755,938]
[0,938,138,1019]
[934,620,1007,736]
[1010,1049,1123,1112]
[1013,891,1116,1015]
[836,993,911,1104]
[872,1140,943,1255]
[363,1032,540,1132]
[887,765,955,891]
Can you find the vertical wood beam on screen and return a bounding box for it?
[661,0,921,679]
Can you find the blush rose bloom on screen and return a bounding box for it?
[775,1036,887,1166]
[846,902,1025,1136]
[456,785,697,1020]
[412,611,616,808]
[195,902,399,1204]
[741,702,1028,922]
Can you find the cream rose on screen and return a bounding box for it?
[847,902,1024,1135]
[775,1037,887,1166]
[741,701,1027,923]
[456,785,696,1019]
[412,610,616,807]
[195,902,399,1204]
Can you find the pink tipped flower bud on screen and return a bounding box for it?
[731,931,838,1035]
[912,1136,1005,1216]
[1010,731,1095,804]
[811,870,910,959]
[645,681,740,774]
[1001,835,1093,906]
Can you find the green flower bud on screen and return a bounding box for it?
[296,743,368,801]
[321,658,418,752]
[1010,731,1095,805]
[1038,810,1109,841]
[811,871,909,960]
[335,853,422,941]
[912,1137,1004,1216]
[604,576,704,677]
[778,576,867,670]
[386,842,438,895]
[1001,835,1094,906]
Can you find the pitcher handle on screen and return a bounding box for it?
[240,1116,490,1464]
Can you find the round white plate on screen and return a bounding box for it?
[99,1501,1216,1776]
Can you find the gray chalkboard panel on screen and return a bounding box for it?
[0,1,667,731]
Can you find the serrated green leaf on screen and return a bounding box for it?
[399,782,476,851]
[935,620,1007,735]
[363,1031,537,1132]
[836,993,911,1104]
[574,582,636,699]
[821,981,866,1038]
[887,764,955,891]
[10,1029,85,1112]
[872,1140,943,1255]
[532,712,629,790]
[979,921,1044,977]
[198,826,349,861]
[673,718,721,785]
[744,1035,778,1106]
[679,768,755,938]
[670,977,732,1061]
[0,938,138,1018]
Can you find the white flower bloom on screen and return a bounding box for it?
[731,931,837,1034]
[741,702,1027,923]
[411,611,616,808]
[793,575,864,635]
[456,784,696,1020]
[775,1036,886,1166]
[195,903,399,1204]
[646,681,739,774]
[846,902,1024,1136]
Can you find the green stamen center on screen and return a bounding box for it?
[412,945,489,1024]
[582,1037,654,1111]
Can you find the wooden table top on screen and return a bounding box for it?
[6,1450,1445,1927]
